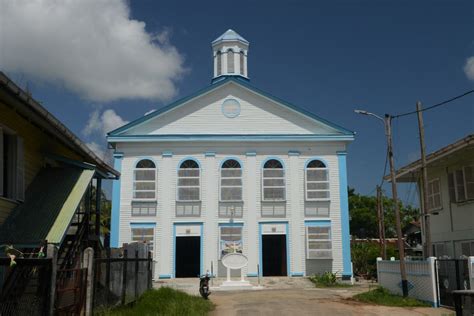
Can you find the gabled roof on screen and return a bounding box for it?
[212,29,249,45]
[388,134,474,182]
[107,76,355,138]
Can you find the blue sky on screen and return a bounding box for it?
[2,0,473,203]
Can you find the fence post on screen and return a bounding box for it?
[427,257,438,307]
[135,250,139,299]
[47,244,58,316]
[376,257,382,282]
[106,248,111,305]
[121,249,128,305]
[82,247,94,316]
[147,251,152,290]
[469,256,474,290]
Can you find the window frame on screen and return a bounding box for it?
[227,49,235,73]
[305,160,330,201]
[216,51,222,76]
[219,159,243,202]
[261,159,286,202]
[130,225,155,254]
[427,178,442,211]
[306,225,332,259]
[449,166,474,203]
[177,159,201,202]
[133,159,157,201]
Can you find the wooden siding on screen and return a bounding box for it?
[116,141,347,278]
[0,101,82,225]
[123,83,341,136]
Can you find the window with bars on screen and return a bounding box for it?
[227,49,234,73]
[306,226,332,259]
[219,226,243,258]
[133,159,156,200]
[305,160,330,201]
[427,178,442,210]
[448,166,474,202]
[460,241,474,257]
[262,159,285,201]
[220,159,242,201]
[216,51,222,76]
[131,227,154,253]
[177,159,200,201]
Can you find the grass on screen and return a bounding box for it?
[308,272,353,288]
[95,287,214,316]
[353,287,430,307]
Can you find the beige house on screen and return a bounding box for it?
[395,134,474,258]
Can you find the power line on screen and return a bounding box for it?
[393,89,474,119]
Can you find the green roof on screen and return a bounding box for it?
[0,167,94,246]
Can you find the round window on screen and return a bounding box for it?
[222,99,241,118]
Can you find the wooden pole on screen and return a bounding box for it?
[385,114,408,297]
[376,185,384,259]
[380,190,387,260]
[416,101,432,258]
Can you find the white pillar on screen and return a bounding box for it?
[159,153,173,277]
[289,151,303,275]
[204,152,218,275]
[245,152,258,275]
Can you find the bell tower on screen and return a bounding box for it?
[212,29,249,81]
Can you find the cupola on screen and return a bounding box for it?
[212,29,249,81]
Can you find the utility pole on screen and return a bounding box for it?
[385,114,409,297]
[416,101,432,258]
[376,186,386,259]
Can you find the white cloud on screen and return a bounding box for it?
[0,0,185,102]
[464,57,474,81]
[83,109,128,136]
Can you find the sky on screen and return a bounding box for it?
[1,0,473,203]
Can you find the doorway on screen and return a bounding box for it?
[175,236,201,278]
[262,234,287,276]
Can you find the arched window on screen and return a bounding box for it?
[177,159,200,201]
[220,159,242,201]
[133,159,156,199]
[239,51,245,75]
[227,49,234,73]
[216,51,222,76]
[305,160,330,201]
[262,159,285,201]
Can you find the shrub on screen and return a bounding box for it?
[309,272,352,288]
[354,286,430,307]
[351,242,397,279]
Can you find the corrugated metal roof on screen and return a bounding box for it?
[0,167,93,246]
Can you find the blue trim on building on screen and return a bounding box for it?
[245,151,257,156]
[304,157,330,169]
[285,222,290,276]
[204,151,216,157]
[133,157,157,168]
[337,151,352,278]
[291,272,304,277]
[305,220,331,227]
[107,77,355,137]
[158,274,172,279]
[172,222,204,278]
[177,157,202,170]
[258,224,262,277]
[162,151,173,157]
[261,156,286,168]
[288,151,300,156]
[258,221,290,277]
[110,153,123,248]
[219,156,244,168]
[130,222,156,228]
[108,134,355,143]
[246,273,258,277]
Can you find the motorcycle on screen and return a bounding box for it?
[199,273,211,299]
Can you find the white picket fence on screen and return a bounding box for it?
[376,256,474,307]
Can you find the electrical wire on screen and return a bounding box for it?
[392,89,474,119]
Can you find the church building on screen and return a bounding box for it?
[107,30,355,280]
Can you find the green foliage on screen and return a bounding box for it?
[309,272,351,288]
[353,287,430,307]
[351,243,397,278]
[348,188,419,239]
[95,287,214,316]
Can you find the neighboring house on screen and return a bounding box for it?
[0,71,119,265]
[107,30,355,279]
[394,134,474,258]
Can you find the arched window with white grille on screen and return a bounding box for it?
[262,159,285,201]
[305,160,330,201]
[220,159,242,201]
[133,159,156,199]
[177,159,200,201]
[227,49,234,73]
[216,51,222,76]
[239,51,245,75]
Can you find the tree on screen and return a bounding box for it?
[349,188,419,239]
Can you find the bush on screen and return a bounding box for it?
[353,286,430,307]
[96,287,214,316]
[351,242,397,279]
[309,272,351,288]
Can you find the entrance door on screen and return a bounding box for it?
[175,236,200,278]
[262,234,287,276]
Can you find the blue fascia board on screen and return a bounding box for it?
[110,155,123,248]
[337,152,352,277]
[107,134,355,143]
[107,77,355,138]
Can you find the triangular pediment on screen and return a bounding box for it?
[109,78,353,137]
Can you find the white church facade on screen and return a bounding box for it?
[107,30,355,280]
